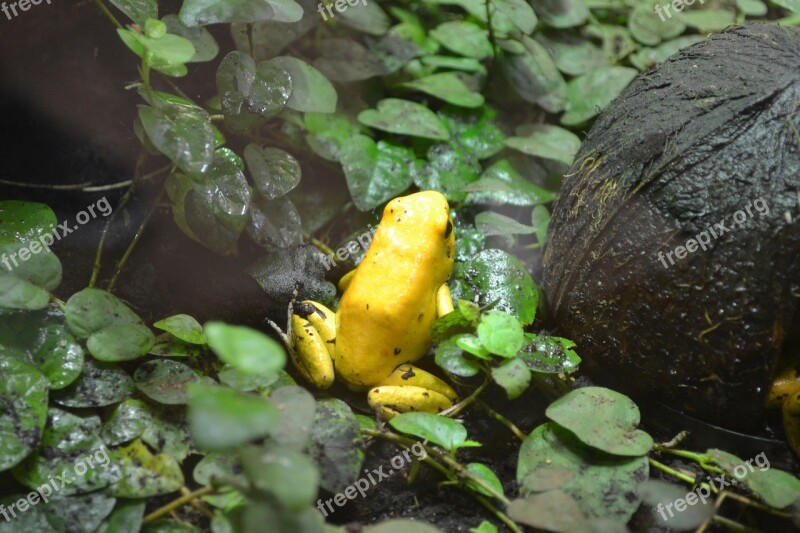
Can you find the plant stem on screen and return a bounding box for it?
[475,494,522,533]
[107,184,166,293]
[143,485,214,524]
[93,0,122,29]
[648,457,712,492]
[477,400,526,441]
[440,379,489,417]
[652,446,724,474]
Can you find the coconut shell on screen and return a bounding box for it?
[543,24,800,431]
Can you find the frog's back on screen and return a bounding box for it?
[335,192,455,388]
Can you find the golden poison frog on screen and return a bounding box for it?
[290,191,458,418]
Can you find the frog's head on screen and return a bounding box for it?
[382,190,455,275]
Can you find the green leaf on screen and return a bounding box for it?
[44,492,117,533]
[430,21,492,59]
[435,339,481,377]
[12,408,121,495]
[187,383,280,450]
[0,240,62,311]
[338,0,391,35]
[117,26,196,76]
[438,106,505,160]
[506,124,581,166]
[134,359,215,404]
[628,5,685,46]
[193,451,245,485]
[179,0,293,26]
[546,387,653,456]
[708,449,800,508]
[264,56,338,113]
[535,33,606,76]
[241,445,319,511]
[102,400,193,461]
[309,399,364,493]
[681,9,736,32]
[138,104,215,175]
[562,67,638,125]
[204,322,286,375]
[772,0,800,13]
[154,314,206,344]
[162,14,220,62]
[451,249,539,325]
[508,491,587,531]
[102,500,146,533]
[629,36,707,71]
[244,144,302,200]
[340,135,418,211]
[358,98,450,140]
[517,422,648,522]
[415,143,481,202]
[303,112,361,162]
[65,288,155,362]
[112,439,184,498]
[53,357,135,408]
[477,311,525,357]
[0,200,56,245]
[0,306,84,390]
[464,160,555,206]
[465,463,505,498]
[638,480,714,530]
[491,357,531,399]
[532,205,550,246]
[455,334,491,360]
[401,72,484,108]
[216,51,292,131]
[533,0,589,28]
[364,521,444,533]
[269,386,316,449]
[247,196,304,250]
[518,333,580,374]
[0,357,49,472]
[110,0,157,26]
[737,0,768,15]
[475,211,536,236]
[389,413,470,452]
[500,36,566,113]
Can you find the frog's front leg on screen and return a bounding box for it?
[291,301,336,389]
[368,282,457,419]
[767,367,800,457]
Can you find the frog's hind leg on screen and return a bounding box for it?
[767,367,800,457]
[368,364,458,419]
[437,284,454,317]
[291,301,336,389]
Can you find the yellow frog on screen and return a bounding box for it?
[289,191,458,418]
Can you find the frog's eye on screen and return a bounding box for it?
[444,220,453,239]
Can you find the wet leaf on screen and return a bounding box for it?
[247,196,304,250]
[532,205,550,246]
[138,103,215,175]
[628,5,684,46]
[415,143,481,203]
[546,387,653,456]
[103,400,193,462]
[264,56,338,113]
[0,306,84,389]
[0,357,49,472]
[464,160,555,207]
[110,0,157,26]
[0,495,50,531]
[53,357,135,408]
[314,38,385,82]
[117,26,196,77]
[134,359,214,404]
[518,333,580,374]
[179,0,294,26]
[309,399,364,493]
[303,112,361,162]
[475,211,536,236]
[0,200,57,245]
[536,33,606,76]
[101,499,146,533]
[193,451,246,485]
[0,240,62,311]
[338,0,391,35]
[112,440,184,498]
[216,51,292,131]
[451,249,539,325]
[65,288,155,362]
[500,36,566,113]
[435,338,481,377]
[508,491,586,531]
[402,72,484,108]
[44,492,117,532]
[188,383,279,450]
[358,99,449,140]
[12,408,121,495]
[477,311,525,357]
[244,145,302,200]
[517,422,648,522]
[247,245,337,307]
[437,106,505,160]
[340,135,419,211]
[533,0,589,28]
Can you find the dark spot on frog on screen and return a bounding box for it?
[418,312,424,321]
[401,367,415,379]
[366,303,370,310]
[422,392,429,397]
[327,338,336,345]
[445,220,453,239]
[394,347,402,356]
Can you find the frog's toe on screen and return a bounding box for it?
[367,386,453,420]
[291,314,335,389]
